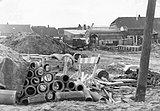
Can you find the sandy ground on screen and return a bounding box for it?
[1,50,160,111]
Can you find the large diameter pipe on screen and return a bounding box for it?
[43,73,54,83]
[83,87,93,101]
[46,91,56,102]
[28,94,47,104]
[25,85,37,97]
[26,70,35,79]
[37,83,49,94]
[74,81,84,91]
[52,80,65,92]
[55,73,70,83]
[35,67,44,77]
[31,77,40,86]
[56,91,85,101]
[89,90,106,102]
[0,89,16,105]
[66,81,76,90]
[29,61,41,70]
[96,69,109,80]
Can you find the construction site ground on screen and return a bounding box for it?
[1,50,160,111]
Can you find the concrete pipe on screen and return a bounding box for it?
[20,97,28,105]
[56,91,85,101]
[26,70,35,79]
[28,94,47,104]
[52,80,65,92]
[23,79,30,87]
[46,91,56,102]
[89,90,106,102]
[29,61,41,70]
[74,81,84,91]
[0,89,17,105]
[61,53,75,65]
[73,53,81,62]
[35,67,44,77]
[66,81,76,90]
[55,73,70,83]
[96,69,109,80]
[37,83,49,94]
[31,77,40,86]
[25,85,37,97]
[83,87,93,101]
[43,73,54,83]
[44,63,60,72]
[49,53,64,61]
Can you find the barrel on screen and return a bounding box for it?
[0,89,17,105]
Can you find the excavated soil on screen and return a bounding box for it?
[0,33,71,55]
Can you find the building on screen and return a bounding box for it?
[110,16,160,45]
[63,29,86,46]
[31,26,59,37]
[85,26,123,46]
[0,24,33,37]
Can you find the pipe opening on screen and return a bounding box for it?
[35,67,44,76]
[21,98,28,105]
[38,84,48,93]
[24,79,29,87]
[52,81,64,91]
[26,86,36,96]
[44,73,53,83]
[67,82,75,89]
[63,75,69,82]
[46,91,56,101]
[76,85,84,91]
[27,70,34,78]
[31,77,40,85]
[30,62,36,69]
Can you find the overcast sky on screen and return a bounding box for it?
[0,0,160,28]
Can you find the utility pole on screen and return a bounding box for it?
[135,0,156,102]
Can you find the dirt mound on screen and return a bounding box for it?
[1,33,71,55]
[0,44,28,91]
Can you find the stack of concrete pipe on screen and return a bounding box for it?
[16,53,106,105]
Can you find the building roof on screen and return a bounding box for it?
[64,30,86,35]
[110,17,160,34]
[31,26,59,37]
[0,24,33,34]
[87,27,121,35]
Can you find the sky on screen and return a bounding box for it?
[0,0,160,28]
